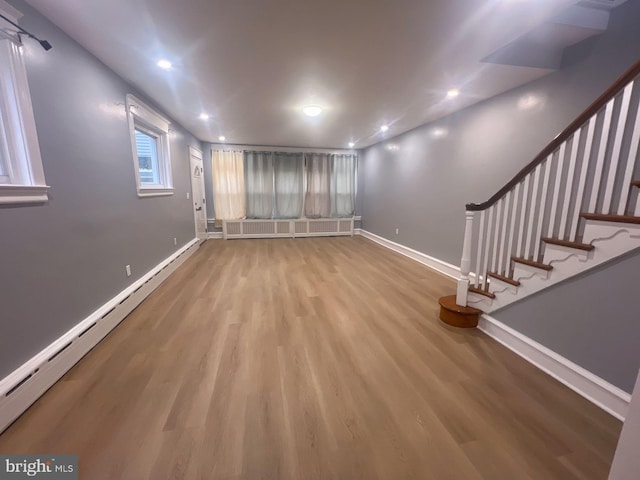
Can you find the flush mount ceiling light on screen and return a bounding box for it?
[380,125,389,132]
[156,59,173,70]
[432,127,449,138]
[348,142,355,148]
[199,113,210,120]
[218,135,226,142]
[446,88,460,99]
[302,105,323,117]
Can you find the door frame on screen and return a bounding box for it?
[189,146,208,242]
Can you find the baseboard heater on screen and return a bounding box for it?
[222,218,354,239]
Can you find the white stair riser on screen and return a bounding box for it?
[475,219,640,313]
[543,243,591,264]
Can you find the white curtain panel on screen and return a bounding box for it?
[211,149,246,220]
[274,152,304,218]
[331,154,356,217]
[245,151,274,218]
[304,153,331,218]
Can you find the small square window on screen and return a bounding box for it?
[135,128,161,185]
[126,94,173,197]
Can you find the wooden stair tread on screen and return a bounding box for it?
[541,237,594,251]
[511,257,553,271]
[468,285,496,299]
[631,180,640,187]
[580,213,640,224]
[487,272,520,286]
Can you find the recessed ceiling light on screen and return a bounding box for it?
[380,125,389,132]
[199,113,210,120]
[157,59,173,70]
[302,105,323,117]
[218,135,226,142]
[447,89,460,99]
[348,142,355,148]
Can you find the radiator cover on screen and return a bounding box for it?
[222,218,354,239]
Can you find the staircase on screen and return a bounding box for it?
[441,59,640,323]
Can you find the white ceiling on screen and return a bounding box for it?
[25,0,597,148]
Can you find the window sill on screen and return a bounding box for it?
[137,187,174,198]
[0,184,50,205]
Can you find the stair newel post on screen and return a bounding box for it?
[456,210,474,307]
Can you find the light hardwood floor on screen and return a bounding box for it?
[0,237,622,479]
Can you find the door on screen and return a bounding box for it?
[189,147,208,242]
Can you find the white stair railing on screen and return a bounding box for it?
[456,61,640,307]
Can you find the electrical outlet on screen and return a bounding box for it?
[186,192,190,199]
[173,237,177,245]
[395,228,399,235]
[125,265,131,277]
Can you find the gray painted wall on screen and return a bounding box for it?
[493,249,640,393]
[360,0,640,266]
[0,0,202,379]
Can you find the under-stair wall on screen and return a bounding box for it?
[492,248,640,395]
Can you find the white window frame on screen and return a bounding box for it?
[126,94,173,197]
[0,1,49,204]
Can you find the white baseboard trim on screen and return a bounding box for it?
[0,239,200,434]
[478,314,631,421]
[207,231,223,239]
[355,229,460,280]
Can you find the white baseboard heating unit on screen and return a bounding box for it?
[222,218,354,239]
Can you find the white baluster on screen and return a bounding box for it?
[524,164,541,258]
[456,211,474,307]
[505,183,521,274]
[533,158,551,261]
[517,176,531,258]
[482,206,494,290]
[491,198,503,273]
[603,82,634,214]
[474,210,486,288]
[570,118,596,241]
[498,190,511,275]
[559,130,582,238]
[618,87,640,215]
[588,99,615,213]
[547,143,566,238]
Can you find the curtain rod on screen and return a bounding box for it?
[211,143,356,155]
[243,150,357,156]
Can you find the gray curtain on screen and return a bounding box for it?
[274,153,304,218]
[244,151,274,218]
[331,154,356,217]
[304,153,331,218]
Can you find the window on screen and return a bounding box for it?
[134,129,160,184]
[211,149,356,220]
[126,94,173,197]
[0,146,9,184]
[0,3,49,204]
